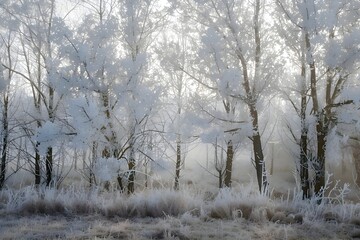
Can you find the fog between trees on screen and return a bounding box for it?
[0,0,359,200]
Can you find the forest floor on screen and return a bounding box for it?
[0,212,359,239]
[1,183,360,239]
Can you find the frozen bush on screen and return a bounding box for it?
[104,189,202,218]
[206,187,273,220]
[19,199,65,215]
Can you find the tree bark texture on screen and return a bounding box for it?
[300,58,310,198]
[314,123,326,195]
[46,147,53,186]
[174,139,181,190]
[224,140,234,187]
[0,95,9,189]
[127,158,135,194]
[305,31,326,196]
[45,86,55,187]
[127,135,136,194]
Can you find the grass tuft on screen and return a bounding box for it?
[19,199,65,215]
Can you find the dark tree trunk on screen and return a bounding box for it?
[224,140,234,187]
[252,0,267,193]
[127,158,135,194]
[300,133,309,198]
[117,175,124,191]
[300,58,310,199]
[35,142,41,185]
[252,131,267,193]
[305,31,326,197]
[214,138,224,188]
[0,95,9,189]
[0,143,7,189]
[33,101,42,186]
[234,0,267,193]
[90,142,97,187]
[350,140,360,187]
[238,58,268,193]
[127,135,136,194]
[45,85,55,187]
[174,139,181,190]
[46,147,53,186]
[218,169,223,188]
[314,122,326,195]
[34,90,42,186]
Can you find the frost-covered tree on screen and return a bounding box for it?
[274,2,311,198]
[277,0,360,197]
[0,42,12,189]
[62,0,127,188]
[118,0,168,193]
[157,28,195,190]
[62,0,167,192]
[175,0,276,192]
[0,0,72,187]
[0,1,16,189]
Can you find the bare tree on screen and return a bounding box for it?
[118,0,169,193]
[277,0,360,197]
[177,0,272,192]
[0,52,11,189]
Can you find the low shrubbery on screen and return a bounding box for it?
[0,184,359,227]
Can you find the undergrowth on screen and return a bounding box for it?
[0,183,360,226]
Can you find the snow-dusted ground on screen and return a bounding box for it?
[0,213,357,239]
[1,186,360,239]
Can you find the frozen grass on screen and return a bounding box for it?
[1,184,360,239]
[0,186,203,219]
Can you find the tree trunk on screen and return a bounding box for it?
[306,34,320,114]
[33,93,41,186]
[300,133,309,198]
[300,57,310,198]
[0,95,9,189]
[252,129,267,193]
[127,157,135,194]
[314,122,326,195]
[248,99,268,193]
[236,0,267,193]
[35,142,41,185]
[350,140,360,187]
[117,175,124,191]
[90,142,97,187]
[34,102,42,185]
[218,169,223,188]
[45,86,55,187]
[305,31,325,196]
[174,139,181,190]
[127,137,136,194]
[238,56,267,193]
[101,91,112,160]
[224,140,234,187]
[214,138,224,188]
[46,147,53,186]
[74,149,78,170]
